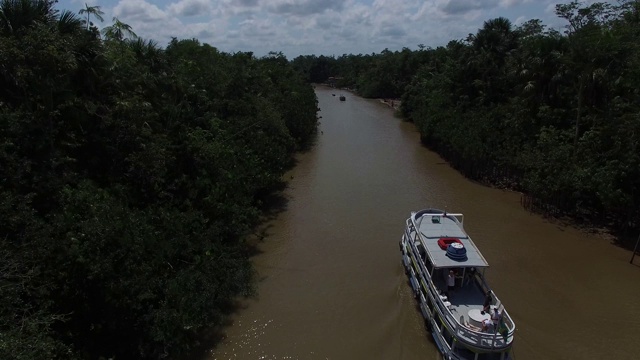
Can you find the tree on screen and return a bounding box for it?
[555,1,617,153]
[78,3,103,30]
[102,16,136,41]
[1,3,319,358]
[56,9,83,34]
[0,0,57,35]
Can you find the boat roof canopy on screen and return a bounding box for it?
[413,212,489,269]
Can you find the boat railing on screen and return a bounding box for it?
[420,258,515,349]
[405,219,432,277]
[469,270,517,338]
[413,210,464,227]
[411,261,514,350]
[405,220,514,349]
[473,273,516,334]
[429,281,514,349]
[473,271,491,294]
[501,309,516,333]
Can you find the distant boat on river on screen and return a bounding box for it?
[339,95,346,101]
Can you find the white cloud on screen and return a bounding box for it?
[70,0,99,5]
[499,0,533,8]
[544,2,557,15]
[438,0,500,15]
[113,0,167,23]
[167,0,213,17]
[111,0,189,40]
[267,0,345,16]
[514,15,527,25]
[237,0,259,6]
[238,17,276,38]
[56,0,618,58]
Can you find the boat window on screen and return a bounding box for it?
[418,246,426,261]
[452,347,475,359]
[423,257,433,273]
[415,244,433,272]
[441,327,453,347]
[476,352,505,360]
[453,349,507,360]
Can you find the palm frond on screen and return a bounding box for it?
[57,9,83,34]
[0,0,56,35]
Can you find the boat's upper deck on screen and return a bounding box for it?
[411,210,489,269]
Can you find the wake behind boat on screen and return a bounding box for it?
[400,209,515,360]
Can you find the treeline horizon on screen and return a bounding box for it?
[1,0,318,359]
[291,0,640,239]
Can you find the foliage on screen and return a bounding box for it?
[0,1,318,359]
[77,3,103,30]
[292,1,640,231]
[291,47,431,98]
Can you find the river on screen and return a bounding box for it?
[209,86,640,360]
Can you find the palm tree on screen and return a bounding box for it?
[78,3,103,30]
[467,17,519,105]
[472,17,517,65]
[102,17,136,41]
[515,33,567,107]
[0,0,57,35]
[57,9,83,34]
[128,37,167,74]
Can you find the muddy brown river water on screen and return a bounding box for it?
[210,86,640,360]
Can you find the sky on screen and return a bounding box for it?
[58,0,603,59]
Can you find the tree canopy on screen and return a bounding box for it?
[0,1,318,358]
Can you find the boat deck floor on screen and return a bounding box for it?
[433,275,487,326]
[434,275,511,352]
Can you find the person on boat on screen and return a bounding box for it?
[481,318,494,333]
[483,292,493,312]
[447,270,456,296]
[491,307,503,325]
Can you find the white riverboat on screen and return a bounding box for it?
[400,209,515,360]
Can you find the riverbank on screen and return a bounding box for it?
[378,98,401,110]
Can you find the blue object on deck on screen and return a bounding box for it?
[446,242,467,261]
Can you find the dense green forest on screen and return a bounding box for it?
[292,0,640,236]
[0,0,318,359]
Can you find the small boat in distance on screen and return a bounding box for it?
[332,93,336,96]
[400,209,515,360]
[339,95,346,101]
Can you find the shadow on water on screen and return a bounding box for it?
[254,181,289,216]
[520,206,640,256]
[612,229,640,257]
